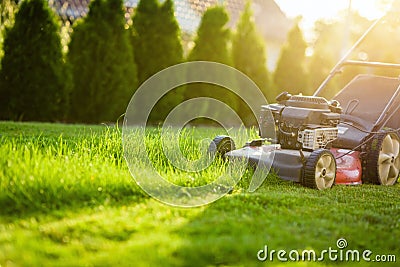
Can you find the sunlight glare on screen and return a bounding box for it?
[275,0,394,41]
[275,0,393,25]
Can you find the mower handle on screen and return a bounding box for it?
[342,60,400,69]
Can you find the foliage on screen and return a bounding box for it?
[231,1,271,125]
[0,121,399,266]
[308,11,400,99]
[131,0,183,123]
[307,21,341,96]
[185,6,241,124]
[308,14,368,97]
[67,0,137,123]
[132,0,183,85]
[131,0,158,86]
[0,0,17,61]
[0,0,68,121]
[158,0,184,68]
[351,12,400,78]
[232,1,271,101]
[274,21,309,96]
[188,6,231,64]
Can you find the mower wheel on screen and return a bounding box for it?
[303,149,336,190]
[364,131,400,185]
[208,135,235,158]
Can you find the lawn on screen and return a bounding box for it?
[0,121,399,266]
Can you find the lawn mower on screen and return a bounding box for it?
[209,17,400,190]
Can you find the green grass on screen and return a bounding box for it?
[0,121,399,266]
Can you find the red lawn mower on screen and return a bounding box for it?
[209,17,400,190]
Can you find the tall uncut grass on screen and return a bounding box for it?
[0,122,258,215]
[0,126,142,215]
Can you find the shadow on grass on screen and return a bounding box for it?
[168,178,400,266]
[0,182,149,219]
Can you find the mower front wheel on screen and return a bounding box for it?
[208,135,236,158]
[303,149,336,190]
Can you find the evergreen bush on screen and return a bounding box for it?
[0,0,68,121]
[68,0,137,123]
[274,22,309,95]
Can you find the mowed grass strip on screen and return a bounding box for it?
[0,122,399,266]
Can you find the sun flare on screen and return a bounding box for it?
[274,0,394,42]
[275,0,394,26]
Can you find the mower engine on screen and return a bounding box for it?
[260,92,342,151]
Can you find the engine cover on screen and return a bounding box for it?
[259,94,341,151]
[280,96,340,127]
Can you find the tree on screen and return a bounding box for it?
[188,6,231,64]
[185,6,239,124]
[0,0,17,61]
[132,0,183,123]
[232,1,271,101]
[231,1,271,124]
[0,0,68,121]
[132,0,183,85]
[68,0,137,123]
[307,20,342,97]
[307,12,391,98]
[274,21,309,96]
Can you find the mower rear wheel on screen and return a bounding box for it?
[208,135,236,158]
[364,132,400,185]
[303,149,336,190]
